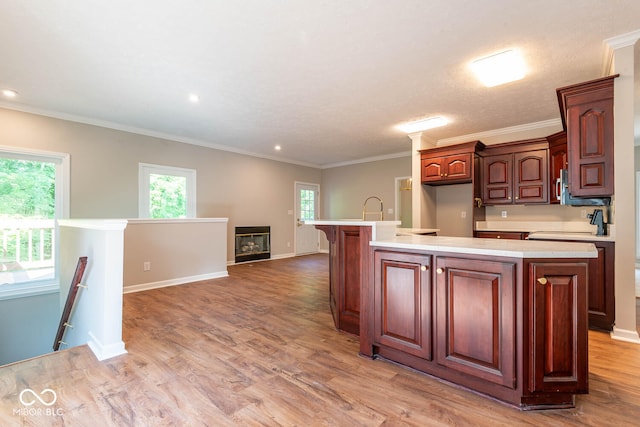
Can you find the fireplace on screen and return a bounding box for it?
[235,226,271,263]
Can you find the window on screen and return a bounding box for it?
[0,146,69,299]
[139,163,196,218]
[299,188,316,221]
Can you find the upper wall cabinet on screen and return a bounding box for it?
[419,141,485,185]
[480,139,549,205]
[546,131,567,204]
[556,75,617,197]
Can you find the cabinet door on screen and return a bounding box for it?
[529,262,588,394]
[482,154,513,204]
[444,154,472,181]
[421,158,444,183]
[374,251,432,360]
[587,242,615,331]
[549,140,567,204]
[514,149,548,204]
[435,256,516,388]
[566,89,614,197]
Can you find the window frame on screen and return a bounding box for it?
[0,145,69,300]
[138,163,196,219]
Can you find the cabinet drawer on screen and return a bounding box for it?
[475,231,528,240]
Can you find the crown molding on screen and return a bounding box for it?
[0,102,320,169]
[436,118,562,146]
[321,151,412,170]
[602,29,640,76]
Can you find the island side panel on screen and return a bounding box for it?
[314,225,339,331]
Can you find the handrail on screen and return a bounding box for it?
[53,256,88,351]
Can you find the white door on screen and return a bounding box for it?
[295,182,319,255]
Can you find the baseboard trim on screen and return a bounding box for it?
[87,331,127,361]
[123,270,229,294]
[226,252,327,266]
[610,327,640,344]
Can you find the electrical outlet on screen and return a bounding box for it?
[580,209,587,218]
[387,208,393,215]
[461,211,467,218]
[501,211,507,218]
[143,261,151,271]
[287,241,291,248]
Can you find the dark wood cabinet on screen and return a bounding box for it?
[422,153,472,183]
[557,75,617,197]
[315,224,372,336]
[480,140,549,205]
[475,231,528,240]
[529,238,615,332]
[373,251,432,360]
[367,247,589,409]
[419,140,484,185]
[527,261,588,394]
[514,149,548,204]
[482,153,512,204]
[586,241,615,331]
[547,131,567,204]
[435,256,516,388]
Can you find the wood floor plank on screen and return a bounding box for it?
[2,254,640,426]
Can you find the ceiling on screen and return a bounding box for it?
[1,1,639,168]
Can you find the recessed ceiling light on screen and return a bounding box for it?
[397,116,449,134]
[274,145,281,151]
[2,89,18,98]
[188,93,199,103]
[471,49,526,87]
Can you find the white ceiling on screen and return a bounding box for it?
[1,1,639,168]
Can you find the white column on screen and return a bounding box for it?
[607,31,640,343]
[409,132,436,228]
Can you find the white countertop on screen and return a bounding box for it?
[305,219,401,241]
[476,221,615,242]
[370,234,598,259]
[527,231,615,242]
[304,219,400,226]
[396,228,440,236]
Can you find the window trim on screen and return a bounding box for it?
[0,145,69,300]
[138,163,196,219]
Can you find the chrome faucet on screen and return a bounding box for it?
[587,208,607,236]
[362,196,384,220]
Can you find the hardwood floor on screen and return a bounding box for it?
[2,253,640,426]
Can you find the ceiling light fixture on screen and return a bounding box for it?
[274,145,281,151]
[397,116,449,134]
[2,89,18,98]
[188,93,199,103]
[471,49,526,87]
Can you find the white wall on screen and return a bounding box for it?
[58,220,127,360]
[0,107,322,262]
[123,218,228,293]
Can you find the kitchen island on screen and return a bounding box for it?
[365,234,597,409]
[305,220,400,335]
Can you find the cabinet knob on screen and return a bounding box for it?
[537,277,548,285]
[515,196,519,200]
[508,196,512,200]
[436,268,443,274]
[421,265,427,271]
[496,235,501,239]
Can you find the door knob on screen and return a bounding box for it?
[296,219,303,227]
[537,277,548,285]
